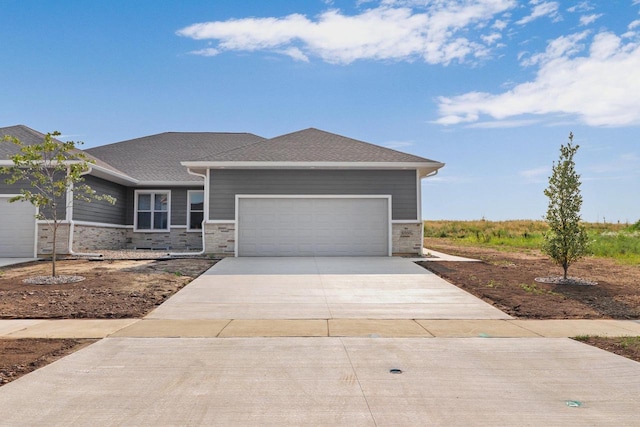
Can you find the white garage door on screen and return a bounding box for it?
[0,197,36,257]
[237,197,390,256]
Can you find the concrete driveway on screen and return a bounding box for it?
[1,257,640,426]
[148,257,510,320]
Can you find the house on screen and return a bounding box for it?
[1,125,444,257]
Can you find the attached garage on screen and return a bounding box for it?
[237,196,390,256]
[0,197,36,257]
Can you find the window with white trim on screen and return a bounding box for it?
[135,191,170,231]
[188,190,204,230]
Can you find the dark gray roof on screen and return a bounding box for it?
[86,132,266,182]
[196,128,439,163]
[1,125,132,180]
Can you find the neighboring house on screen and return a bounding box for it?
[1,125,444,257]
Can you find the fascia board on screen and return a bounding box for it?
[181,161,445,170]
[89,164,139,186]
[135,181,205,187]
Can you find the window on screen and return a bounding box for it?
[135,191,170,231]
[188,190,204,230]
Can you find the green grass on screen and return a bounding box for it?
[518,283,559,296]
[424,219,640,264]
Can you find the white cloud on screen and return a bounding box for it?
[520,166,548,183]
[579,13,602,26]
[516,1,560,25]
[492,19,508,30]
[279,47,309,62]
[189,47,220,57]
[436,28,640,127]
[467,118,540,128]
[520,31,588,66]
[177,1,517,65]
[383,140,415,149]
[481,32,502,45]
[567,2,594,13]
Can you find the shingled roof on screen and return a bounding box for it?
[193,128,439,163]
[1,125,134,183]
[86,132,266,183]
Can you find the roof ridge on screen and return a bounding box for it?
[86,131,266,151]
[163,131,263,136]
[271,128,429,159]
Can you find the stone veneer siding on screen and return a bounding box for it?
[72,224,128,252]
[37,223,71,255]
[204,222,236,256]
[203,222,423,256]
[127,228,202,251]
[40,223,203,253]
[391,222,423,255]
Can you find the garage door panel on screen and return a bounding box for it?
[0,198,36,257]
[238,197,389,256]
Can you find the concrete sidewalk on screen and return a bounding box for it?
[2,318,640,338]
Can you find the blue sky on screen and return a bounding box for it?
[2,0,639,223]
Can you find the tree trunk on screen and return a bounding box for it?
[51,223,57,277]
[563,263,568,280]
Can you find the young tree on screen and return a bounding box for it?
[1,131,115,277]
[542,132,590,280]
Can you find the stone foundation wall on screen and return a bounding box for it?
[392,222,423,255]
[204,222,236,256]
[127,229,202,251]
[72,224,128,252]
[37,223,71,255]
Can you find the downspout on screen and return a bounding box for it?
[169,168,207,256]
[67,166,103,257]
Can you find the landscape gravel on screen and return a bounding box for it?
[534,276,598,286]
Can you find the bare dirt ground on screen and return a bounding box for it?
[420,238,640,362]
[0,339,96,385]
[0,258,216,319]
[0,257,216,385]
[421,238,640,319]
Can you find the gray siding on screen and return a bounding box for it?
[73,175,128,224]
[125,186,204,226]
[0,173,24,194]
[209,169,417,221]
[1,173,67,220]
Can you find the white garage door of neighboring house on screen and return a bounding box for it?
[0,197,36,257]
[237,196,390,257]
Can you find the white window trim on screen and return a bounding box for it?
[134,190,171,232]
[187,190,205,232]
